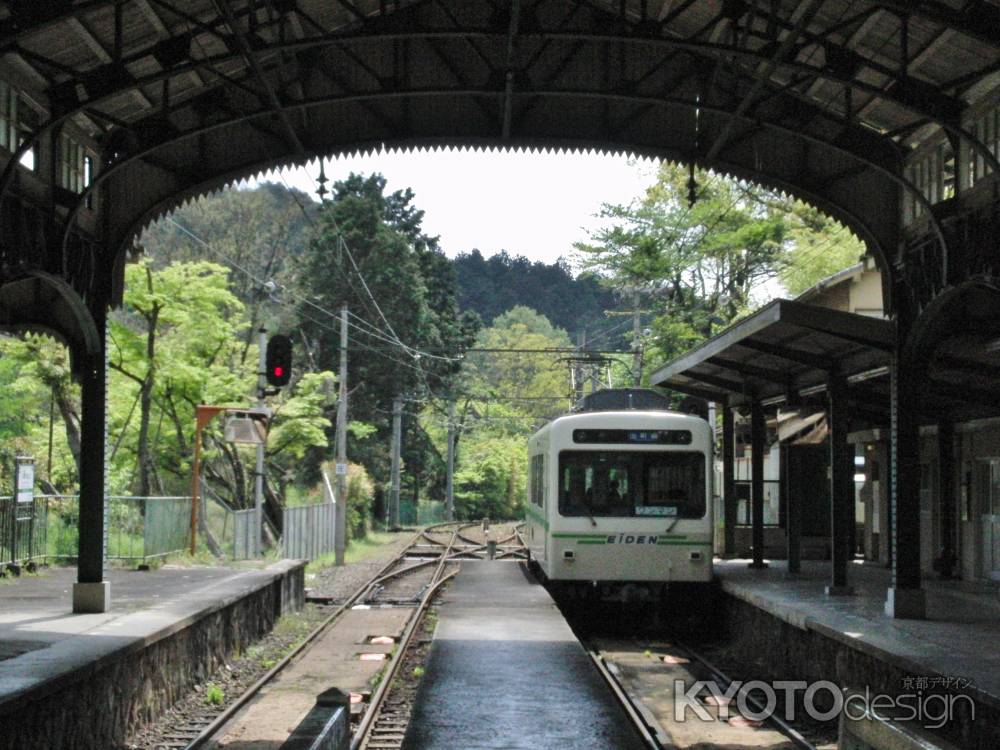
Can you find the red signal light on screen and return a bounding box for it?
[265,335,292,387]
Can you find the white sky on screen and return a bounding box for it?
[256,149,658,266]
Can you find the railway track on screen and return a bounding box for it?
[587,638,822,750]
[152,521,523,750]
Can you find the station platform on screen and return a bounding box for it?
[0,562,304,750]
[715,558,999,749]
[403,560,645,750]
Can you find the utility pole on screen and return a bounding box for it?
[446,398,456,521]
[632,288,643,386]
[390,394,403,528]
[255,327,266,558]
[335,305,348,565]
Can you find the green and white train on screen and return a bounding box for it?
[525,389,713,601]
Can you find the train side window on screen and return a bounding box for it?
[530,454,545,507]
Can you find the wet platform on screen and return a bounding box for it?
[403,560,645,750]
[0,562,304,750]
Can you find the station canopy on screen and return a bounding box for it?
[4,0,1000,270]
[650,299,1000,423]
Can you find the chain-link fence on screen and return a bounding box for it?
[397,500,450,526]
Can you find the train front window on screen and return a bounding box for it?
[558,451,705,519]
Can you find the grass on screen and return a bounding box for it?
[305,530,405,573]
[203,683,225,706]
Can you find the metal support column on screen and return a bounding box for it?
[254,328,266,558]
[334,305,348,566]
[827,376,854,595]
[722,405,737,558]
[390,395,403,527]
[784,444,802,575]
[937,421,956,579]
[749,401,768,569]
[885,356,926,618]
[74,310,109,613]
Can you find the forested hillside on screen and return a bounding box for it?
[453,250,625,344]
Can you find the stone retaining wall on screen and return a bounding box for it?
[720,591,998,750]
[0,562,305,750]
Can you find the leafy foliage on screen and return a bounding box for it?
[453,250,624,344]
[575,163,868,374]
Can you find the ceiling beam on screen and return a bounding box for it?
[707,0,827,161]
[66,16,154,111]
[874,1,1000,51]
[735,337,834,371]
[212,0,304,154]
[501,0,521,139]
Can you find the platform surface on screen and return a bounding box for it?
[0,562,299,710]
[716,559,1000,709]
[403,561,646,750]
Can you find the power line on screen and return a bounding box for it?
[276,169,460,365]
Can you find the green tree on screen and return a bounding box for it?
[431,307,570,520]
[296,173,477,517]
[778,206,865,295]
[575,163,867,373]
[575,164,788,364]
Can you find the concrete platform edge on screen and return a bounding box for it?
[0,560,306,749]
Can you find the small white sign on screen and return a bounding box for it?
[16,460,34,503]
[636,505,678,517]
[335,463,348,476]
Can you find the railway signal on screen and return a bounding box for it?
[265,334,293,387]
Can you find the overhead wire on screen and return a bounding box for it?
[275,169,461,364]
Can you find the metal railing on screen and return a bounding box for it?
[3,494,193,565]
[0,496,48,566]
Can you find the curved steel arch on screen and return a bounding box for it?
[3,0,998,317]
[62,79,917,310]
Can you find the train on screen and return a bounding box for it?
[524,388,714,603]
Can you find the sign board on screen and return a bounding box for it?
[15,457,34,504]
[335,463,348,476]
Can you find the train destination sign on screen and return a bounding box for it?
[572,429,692,445]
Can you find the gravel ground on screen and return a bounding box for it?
[124,603,333,750]
[123,531,417,749]
[306,531,416,601]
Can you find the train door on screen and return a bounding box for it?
[528,452,546,564]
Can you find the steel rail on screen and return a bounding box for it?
[182,521,463,750]
[587,650,663,750]
[351,526,462,750]
[672,640,818,750]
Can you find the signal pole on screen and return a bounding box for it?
[632,288,643,386]
[390,394,403,527]
[255,327,266,557]
[446,398,456,521]
[334,305,348,565]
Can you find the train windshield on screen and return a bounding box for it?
[557,450,706,519]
